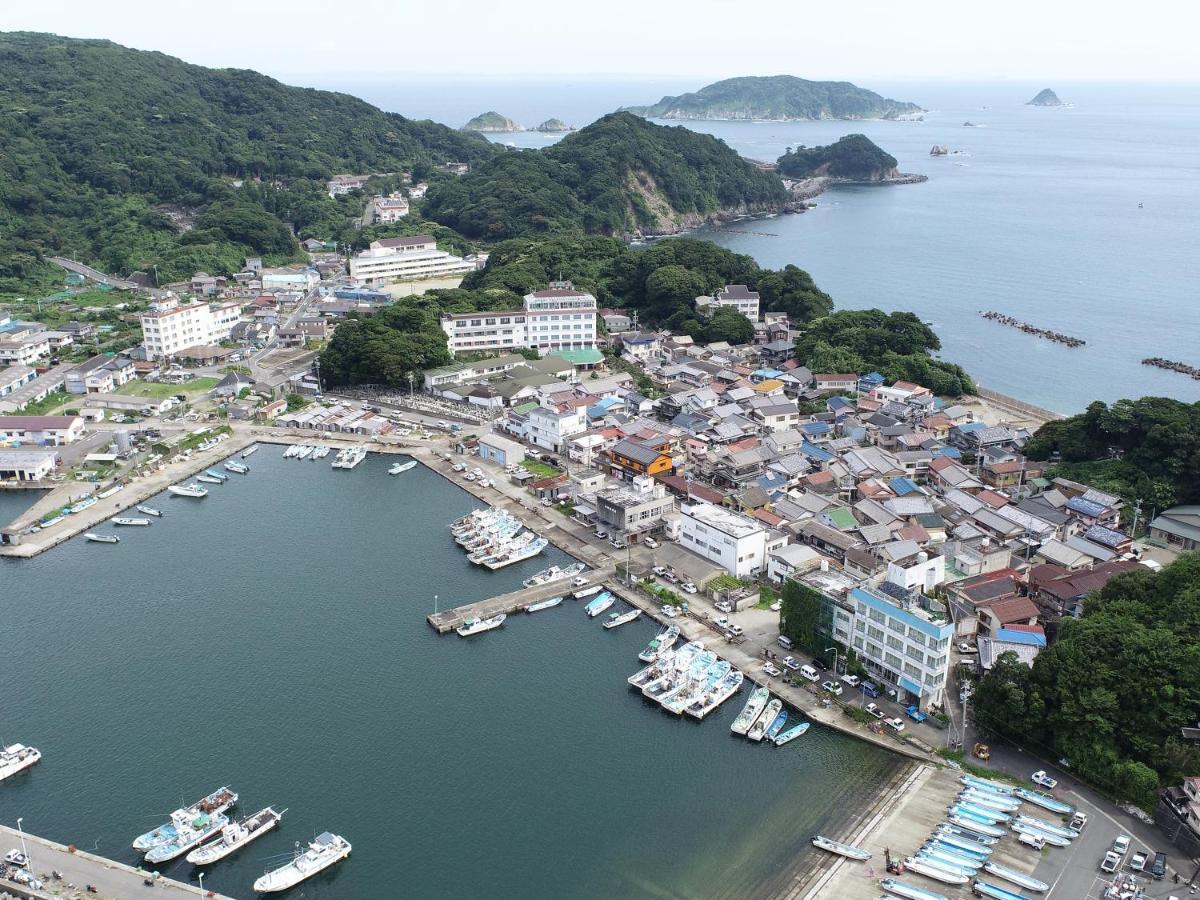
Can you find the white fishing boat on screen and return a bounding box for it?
[916,849,977,876]
[1013,814,1076,840]
[1013,788,1074,815]
[641,642,702,699]
[659,653,720,713]
[388,460,418,475]
[949,815,1005,838]
[522,562,586,587]
[137,505,163,517]
[525,596,562,613]
[252,832,350,893]
[296,446,314,460]
[638,625,680,663]
[197,475,224,485]
[584,592,615,617]
[169,483,208,498]
[456,613,507,637]
[113,517,151,527]
[1007,823,1069,847]
[145,809,230,863]
[938,823,998,845]
[747,697,782,742]
[603,609,642,629]
[961,775,1015,795]
[97,485,122,499]
[811,835,871,860]
[627,652,676,690]
[731,685,770,735]
[313,446,331,460]
[225,461,249,474]
[241,445,258,458]
[85,532,119,544]
[879,878,949,900]
[283,445,300,458]
[132,787,238,851]
[982,861,1049,893]
[687,668,743,719]
[483,537,548,569]
[902,857,968,885]
[69,496,97,514]
[186,806,285,866]
[0,744,41,782]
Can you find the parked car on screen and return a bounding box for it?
[798,665,820,682]
[957,641,978,654]
[1149,851,1167,879]
[1100,851,1121,874]
[594,529,608,540]
[664,571,680,584]
[715,599,733,613]
[865,703,886,719]
[1031,770,1058,789]
[822,680,843,696]
[1112,835,1131,857]
[611,538,627,549]
[841,674,861,688]
[661,605,678,619]
[1068,811,1089,832]
[905,705,928,723]
[861,681,880,699]
[762,662,782,677]
[726,625,743,638]
[652,566,667,577]
[680,582,697,594]
[812,657,829,671]
[714,616,729,629]
[781,656,801,671]
[643,537,658,549]
[776,635,793,650]
[1129,851,1148,872]
[885,717,905,733]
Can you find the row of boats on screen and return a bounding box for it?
[129,787,349,893]
[282,444,331,461]
[628,638,746,719]
[731,684,810,745]
[457,580,599,636]
[87,462,249,542]
[449,506,547,570]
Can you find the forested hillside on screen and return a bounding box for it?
[776,134,899,180]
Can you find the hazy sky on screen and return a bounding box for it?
[3,0,1197,83]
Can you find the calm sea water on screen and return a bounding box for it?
[1,450,897,898]
[313,76,1200,414]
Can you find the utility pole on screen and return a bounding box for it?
[1131,498,1143,539]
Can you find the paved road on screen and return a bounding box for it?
[47,257,139,291]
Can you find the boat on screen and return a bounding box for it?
[687,668,743,719]
[774,722,810,745]
[97,485,122,499]
[252,832,351,893]
[627,652,677,689]
[113,517,151,527]
[902,857,968,885]
[197,475,224,485]
[241,445,258,458]
[313,446,331,460]
[961,775,1014,795]
[638,625,680,663]
[765,709,788,742]
[973,880,1035,900]
[731,685,770,735]
[981,861,1049,893]
[922,844,983,867]
[169,484,208,498]
[879,878,948,900]
[948,816,1004,838]
[916,849,977,876]
[388,460,418,475]
[573,585,604,601]
[69,497,97,514]
[1013,814,1075,840]
[641,642,702,699]
[224,461,249,474]
[39,514,66,528]
[137,505,163,517]
[522,562,586,588]
[186,806,285,866]
[810,835,871,860]
[584,592,615,617]
[144,809,230,863]
[662,655,723,714]
[950,803,1008,824]
[603,609,642,629]
[85,533,119,544]
[205,469,229,482]
[525,596,563,613]
[1013,788,1074,815]
[926,839,987,861]
[961,790,1020,812]
[0,744,41,782]
[938,823,998,845]
[1008,823,1070,848]
[932,830,993,856]
[295,446,314,460]
[748,697,783,742]
[456,613,507,637]
[131,787,238,851]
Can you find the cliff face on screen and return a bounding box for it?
[462,111,523,132]
[1027,89,1064,107]
[535,118,575,133]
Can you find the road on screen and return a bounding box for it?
[47,257,139,291]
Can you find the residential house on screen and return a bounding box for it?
[680,501,768,578]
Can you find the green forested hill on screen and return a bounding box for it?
[421,112,789,240]
[0,31,494,288]
[776,134,899,180]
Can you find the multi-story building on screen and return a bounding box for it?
[440,281,599,358]
[65,356,137,395]
[0,366,37,398]
[326,174,370,197]
[0,334,52,366]
[139,297,244,360]
[595,476,676,541]
[695,284,760,321]
[369,193,410,223]
[525,404,587,452]
[680,501,768,578]
[349,236,476,286]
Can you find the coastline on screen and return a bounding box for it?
[786,172,929,202]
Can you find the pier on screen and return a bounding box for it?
[426,566,615,632]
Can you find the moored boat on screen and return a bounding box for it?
[638,625,680,662]
[131,787,238,851]
[186,806,285,866]
[925,838,987,861]
[225,461,249,474]
[525,596,562,613]
[731,685,770,735]
[241,445,258,458]
[205,469,229,482]
[584,592,615,618]
[144,809,230,863]
[748,697,783,742]
[879,878,948,900]
[932,830,992,856]
[388,460,417,475]
[765,709,788,742]
[687,668,743,719]
[961,789,1020,812]
[137,505,163,517]
[197,475,224,485]
[456,613,507,637]
[811,835,871,860]
[252,831,350,893]
[603,609,642,629]
[918,848,978,874]
[981,861,1049,893]
[85,532,119,544]
[0,744,41,782]
[113,518,151,527]
[774,722,810,745]
[168,483,208,498]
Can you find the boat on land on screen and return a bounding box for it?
[687,668,743,719]
[252,831,351,893]
[144,809,230,863]
[113,517,151,527]
[748,697,783,742]
[205,469,229,482]
[962,775,1014,795]
[918,848,978,874]
[879,878,948,900]
[85,532,119,544]
[69,497,97,514]
[1013,814,1076,840]
[1008,822,1070,847]
[97,485,122,499]
[0,744,41,782]
[456,613,507,637]
[810,835,871,860]
[186,806,285,865]
[197,475,224,485]
[731,685,770,735]
[525,596,562,613]
[961,789,1020,812]
[169,483,208,498]
[903,857,968,885]
[388,460,417,475]
[950,803,1008,825]
[972,880,1035,900]
[938,822,999,845]
[39,514,66,528]
[948,815,1004,838]
[981,861,1049,893]
[774,722,810,745]
[925,839,987,862]
[131,787,238,851]
[932,830,992,856]
[603,609,642,629]
[1013,788,1073,815]
[638,625,680,662]
[584,592,615,618]
[765,709,788,742]
[225,461,249,474]
[241,445,258,458]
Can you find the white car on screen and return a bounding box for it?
[661,605,679,618]
[1129,850,1148,872]
[865,702,886,719]
[841,674,861,688]
[1112,834,1131,857]
[1100,851,1121,874]
[885,717,906,733]
[1031,770,1058,789]
[652,565,668,577]
[762,662,783,677]
[680,582,697,594]
[958,641,978,654]
[611,538,627,549]
[822,680,843,696]
[715,599,733,613]
[571,576,588,588]
[594,529,608,540]
[714,616,729,629]
[643,537,659,549]
[726,625,744,638]
[781,656,801,671]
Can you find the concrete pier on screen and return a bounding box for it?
[426,567,615,632]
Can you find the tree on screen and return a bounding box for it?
[701,306,754,344]
[643,265,710,320]
[780,580,830,656]
[285,393,307,411]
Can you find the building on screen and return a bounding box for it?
[695,284,760,321]
[886,546,946,593]
[766,543,823,584]
[525,404,587,452]
[1150,506,1200,553]
[0,366,37,398]
[349,236,475,286]
[594,476,676,541]
[65,356,136,394]
[0,415,85,446]
[977,625,1047,670]
[139,297,244,360]
[369,193,410,223]
[440,282,599,358]
[680,502,768,578]
[0,334,52,366]
[814,374,858,393]
[605,437,676,482]
[326,174,370,196]
[477,433,526,467]
[0,449,59,482]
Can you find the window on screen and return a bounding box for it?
[905,645,925,663]
[903,662,922,679]
[886,635,903,651]
[867,625,884,641]
[885,652,903,669]
[870,609,886,624]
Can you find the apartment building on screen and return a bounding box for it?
[349,236,475,286]
[595,477,676,540]
[139,297,243,360]
[440,281,598,357]
[680,501,768,578]
[0,334,52,366]
[695,284,761,321]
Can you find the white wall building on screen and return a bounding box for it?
[139,297,244,360]
[680,501,768,578]
[440,282,598,357]
[886,550,946,593]
[369,193,410,223]
[349,236,475,286]
[0,415,85,446]
[525,404,587,452]
[0,334,52,366]
[695,284,760,321]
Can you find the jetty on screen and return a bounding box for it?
[1142,356,1200,380]
[426,566,615,632]
[978,310,1086,347]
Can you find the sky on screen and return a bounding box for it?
[3,0,1198,83]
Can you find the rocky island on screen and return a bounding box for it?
[1026,88,1064,107]
[776,134,926,200]
[534,118,575,133]
[622,75,924,121]
[461,111,524,132]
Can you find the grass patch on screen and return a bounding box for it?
[13,388,69,416]
[116,377,219,399]
[177,424,232,451]
[523,459,560,478]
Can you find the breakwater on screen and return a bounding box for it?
[979,311,1086,347]
[1142,357,1200,381]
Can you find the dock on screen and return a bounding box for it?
[427,566,616,632]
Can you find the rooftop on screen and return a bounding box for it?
[682,501,764,539]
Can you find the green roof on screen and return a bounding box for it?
[548,348,604,366]
[825,507,858,530]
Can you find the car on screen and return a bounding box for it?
[822,680,843,696]
[611,538,627,549]
[1018,832,1046,851]
[812,657,829,671]
[663,571,680,584]
[885,717,905,733]
[1100,851,1121,874]
[1112,835,1131,857]
[714,616,729,629]
[643,537,659,549]
[680,582,697,594]
[1031,770,1058,789]
[1149,850,1167,880]
[4,849,29,867]
[905,705,928,723]
[770,600,782,612]
[762,662,782,677]
[571,576,588,588]
[715,599,733,613]
[861,681,880,699]
[841,674,861,688]
[594,529,608,540]
[726,625,744,638]
[957,641,978,654]
[661,605,678,618]
[652,566,667,577]
[541,498,553,506]
[781,656,801,671]
[1068,811,1089,832]
[865,703,886,719]
[1129,851,1148,872]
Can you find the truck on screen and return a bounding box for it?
[1068,811,1089,832]
[1100,851,1121,874]
[905,705,928,723]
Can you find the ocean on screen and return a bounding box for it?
[309,75,1200,414]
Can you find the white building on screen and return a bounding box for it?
[369,193,410,223]
[440,281,598,357]
[766,543,822,584]
[680,501,768,578]
[326,174,370,197]
[525,404,587,452]
[0,334,52,366]
[0,415,85,446]
[695,284,760,321]
[848,585,954,710]
[0,449,59,482]
[886,548,946,593]
[0,366,37,398]
[66,356,137,395]
[139,297,244,360]
[349,236,476,286]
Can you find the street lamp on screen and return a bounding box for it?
[825,646,840,678]
[16,817,28,869]
[199,872,204,895]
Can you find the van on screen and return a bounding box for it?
[861,681,880,699]
[1149,851,1167,880]
[798,665,820,682]
[776,635,794,651]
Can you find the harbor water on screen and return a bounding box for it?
[1,450,900,898]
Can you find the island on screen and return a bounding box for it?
[534,118,575,133]
[775,134,926,199]
[621,75,924,121]
[461,111,524,133]
[1026,88,1064,107]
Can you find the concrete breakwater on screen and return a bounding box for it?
[979,310,1086,347]
[1142,356,1200,380]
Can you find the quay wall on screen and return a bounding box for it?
[976,385,1066,425]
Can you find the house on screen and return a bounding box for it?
[606,437,675,482]
[0,448,60,482]
[594,476,676,541]
[978,625,1047,670]
[478,433,526,467]
[620,333,660,362]
[695,284,760,320]
[680,501,768,577]
[975,596,1040,635]
[65,356,136,395]
[1031,559,1141,619]
[326,174,370,196]
[368,193,410,223]
[814,374,857,393]
[211,371,254,398]
[766,543,823,584]
[1150,506,1200,552]
[0,366,37,398]
[0,415,85,445]
[602,311,632,332]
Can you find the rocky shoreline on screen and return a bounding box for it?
[785,172,928,201]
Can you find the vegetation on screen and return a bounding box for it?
[522,460,561,478]
[776,134,899,181]
[423,112,788,240]
[971,554,1200,808]
[1024,397,1200,509]
[1027,89,1064,107]
[779,580,832,656]
[12,388,68,415]
[0,32,494,291]
[461,111,523,132]
[623,75,924,121]
[116,377,218,399]
[535,119,574,133]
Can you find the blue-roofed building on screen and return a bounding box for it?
[586,396,623,420]
[930,446,962,460]
[799,441,834,464]
[889,476,921,496]
[858,371,885,392]
[827,395,855,414]
[799,421,832,439]
[979,625,1047,670]
[751,367,784,383]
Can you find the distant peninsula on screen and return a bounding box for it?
[1026,89,1064,107]
[775,134,926,199]
[461,111,523,133]
[622,75,924,122]
[535,118,575,133]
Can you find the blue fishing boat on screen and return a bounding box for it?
[962,775,1015,795]
[927,838,988,860]
[131,786,237,851]
[982,860,1050,893]
[961,789,1020,812]
[584,592,614,617]
[774,721,810,746]
[1014,788,1074,815]
[205,469,229,482]
[972,880,1034,900]
[949,815,1005,838]
[939,822,999,845]
[879,878,948,900]
[765,710,788,742]
[916,850,977,876]
[950,803,1008,824]
[144,809,229,862]
[933,830,993,856]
